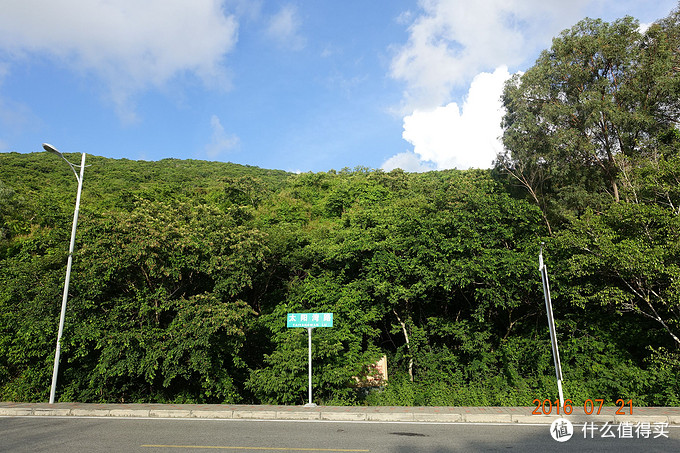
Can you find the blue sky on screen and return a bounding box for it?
[0,1,677,173]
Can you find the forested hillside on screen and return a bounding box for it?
[1,6,679,406]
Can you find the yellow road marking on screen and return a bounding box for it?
[141,446,369,452]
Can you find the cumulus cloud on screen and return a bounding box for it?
[391,0,590,110]
[382,151,435,173]
[205,115,239,158]
[385,0,596,172]
[383,66,510,171]
[266,4,306,51]
[0,0,239,122]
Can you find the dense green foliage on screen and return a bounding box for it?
[2,6,679,406]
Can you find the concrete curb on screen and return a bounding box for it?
[1,403,679,425]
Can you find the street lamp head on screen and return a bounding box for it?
[43,143,62,155]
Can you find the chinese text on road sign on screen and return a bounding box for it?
[287,313,333,328]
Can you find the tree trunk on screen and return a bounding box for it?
[393,309,413,382]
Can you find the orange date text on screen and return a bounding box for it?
[531,399,633,415]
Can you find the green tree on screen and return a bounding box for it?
[499,11,680,227]
[58,200,267,402]
[0,227,66,401]
[556,203,680,346]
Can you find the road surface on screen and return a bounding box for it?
[1,417,679,452]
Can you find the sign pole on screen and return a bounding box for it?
[306,327,315,407]
[286,312,332,407]
[539,244,565,408]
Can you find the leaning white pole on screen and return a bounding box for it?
[539,244,564,408]
[49,152,86,404]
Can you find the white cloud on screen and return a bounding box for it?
[391,0,590,110]
[266,4,306,51]
[0,0,239,122]
[386,0,598,172]
[381,151,435,173]
[205,115,239,158]
[383,66,510,171]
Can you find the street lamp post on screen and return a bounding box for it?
[44,143,86,404]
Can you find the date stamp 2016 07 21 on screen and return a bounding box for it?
[532,398,633,416]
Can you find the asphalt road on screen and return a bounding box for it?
[1,417,679,452]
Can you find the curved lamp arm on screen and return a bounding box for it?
[43,143,82,182]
